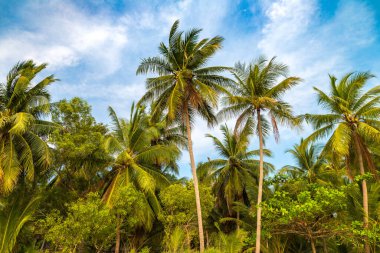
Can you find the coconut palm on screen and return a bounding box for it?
[0,60,57,194]
[136,20,231,252]
[303,72,380,253]
[0,190,40,253]
[146,106,187,176]
[218,57,301,252]
[103,104,180,252]
[280,139,340,185]
[198,120,273,219]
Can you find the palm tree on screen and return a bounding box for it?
[198,120,273,221]
[280,139,339,185]
[103,104,180,252]
[218,57,301,252]
[0,60,57,193]
[146,105,187,176]
[0,190,40,253]
[136,20,231,252]
[303,72,380,253]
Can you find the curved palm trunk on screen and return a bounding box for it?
[354,139,370,253]
[185,107,205,252]
[310,239,317,253]
[255,109,264,253]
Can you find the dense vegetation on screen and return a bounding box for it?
[1,21,380,253]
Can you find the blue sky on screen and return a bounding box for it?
[1,0,379,177]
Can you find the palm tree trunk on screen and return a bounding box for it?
[310,239,317,253]
[323,239,328,253]
[354,139,370,253]
[255,109,264,253]
[115,218,121,253]
[185,107,205,253]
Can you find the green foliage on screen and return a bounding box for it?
[111,185,154,232]
[50,97,111,193]
[163,226,186,253]
[40,193,115,252]
[103,104,179,205]
[0,193,40,253]
[261,184,348,249]
[159,183,214,250]
[159,183,214,230]
[198,121,273,215]
[210,229,248,253]
[337,220,380,249]
[0,60,57,193]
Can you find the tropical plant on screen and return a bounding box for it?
[303,72,380,253]
[146,106,187,176]
[49,97,111,195]
[210,228,248,253]
[159,183,214,250]
[0,60,57,193]
[280,139,341,186]
[40,193,115,252]
[261,185,348,253]
[103,104,180,251]
[109,185,152,253]
[198,120,273,221]
[218,57,301,252]
[137,20,231,252]
[0,192,40,253]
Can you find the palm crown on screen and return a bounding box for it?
[304,72,380,173]
[103,104,180,209]
[137,20,231,124]
[219,57,302,136]
[0,60,57,193]
[198,120,273,214]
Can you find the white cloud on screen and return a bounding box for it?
[257,0,375,116]
[0,1,128,77]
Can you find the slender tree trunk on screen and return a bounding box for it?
[310,239,317,253]
[354,139,370,253]
[115,218,121,253]
[185,107,205,253]
[255,109,264,253]
[206,231,209,249]
[237,195,242,231]
[185,225,191,249]
[323,239,328,253]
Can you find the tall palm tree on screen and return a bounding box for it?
[198,120,273,219]
[103,104,180,252]
[303,72,380,253]
[136,20,231,252]
[0,60,57,193]
[218,57,301,252]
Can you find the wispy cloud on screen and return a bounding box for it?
[257,0,375,114]
[0,1,128,77]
